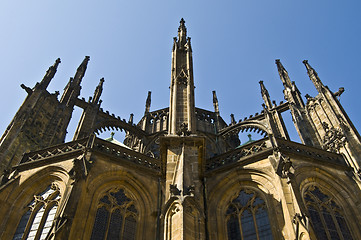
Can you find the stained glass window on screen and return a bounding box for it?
[226,189,273,240]
[13,184,60,240]
[90,188,138,240]
[304,186,353,240]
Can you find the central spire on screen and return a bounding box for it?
[168,19,196,135]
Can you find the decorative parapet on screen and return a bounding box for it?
[205,137,347,173]
[275,138,346,166]
[20,138,88,164]
[206,138,272,171]
[18,136,161,172]
[93,138,161,172]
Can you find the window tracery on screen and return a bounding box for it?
[226,189,273,240]
[90,188,138,240]
[304,186,353,240]
[13,183,60,240]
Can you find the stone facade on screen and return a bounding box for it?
[1,19,361,240]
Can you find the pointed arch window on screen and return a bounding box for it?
[90,188,138,240]
[304,186,353,240]
[226,189,273,240]
[13,183,60,240]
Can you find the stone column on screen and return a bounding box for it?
[160,136,206,240]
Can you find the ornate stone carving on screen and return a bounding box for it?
[69,154,92,181]
[276,154,293,178]
[177,123,191,136]
[184,185,195,196]
[322,122,346,153]
[170,184,181,196]
[334,87,344,97]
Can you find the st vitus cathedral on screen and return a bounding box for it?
[0,19,361,240]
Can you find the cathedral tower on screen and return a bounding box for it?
[0,57,89,175]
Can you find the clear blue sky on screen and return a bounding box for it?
[0,1,360,143]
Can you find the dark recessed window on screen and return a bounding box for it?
[226,189,273,240]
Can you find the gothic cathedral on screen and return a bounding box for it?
[1,19,361,240]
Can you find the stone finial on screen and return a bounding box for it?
[128,113,134,124]
[247,134,252,142]
[230,114,236,125]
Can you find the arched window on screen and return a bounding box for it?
[304,186,353,240]
[90,188,138,240]
[13,183,60,240]
[226,189,273,240]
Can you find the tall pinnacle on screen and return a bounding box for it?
[74,56,90,84]
[275,59,292,88]
[60,56,90,106]
[145,91,151,114]
[38,58,61,90]
[259,81,272,109]
[213,91,220,115]
[92,78,104,104]
[275,59,304,108]
[168,19,196,135]
[303,60,324,93]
